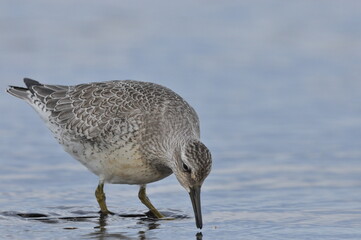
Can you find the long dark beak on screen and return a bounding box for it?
[189,186,202,229]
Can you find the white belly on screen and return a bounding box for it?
[61,139,169,184]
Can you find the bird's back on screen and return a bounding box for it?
[8,79,200,160]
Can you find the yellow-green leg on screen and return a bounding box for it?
[138,185,165,218]
[95,182,112,214]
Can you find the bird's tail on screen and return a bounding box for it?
[7,78,42,100]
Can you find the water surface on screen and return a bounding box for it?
[1,1,361,239]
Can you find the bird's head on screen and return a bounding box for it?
[172,139,212,229]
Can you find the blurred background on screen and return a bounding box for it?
[1,1,361,239]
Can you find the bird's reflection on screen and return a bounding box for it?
[88,212,202,240]
[137,221,160,240]
[89,213,163,240]
[88,214,131,240]
[93,214,108,232]
[8,210,201,240]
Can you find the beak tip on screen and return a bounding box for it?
[195,219,203,229]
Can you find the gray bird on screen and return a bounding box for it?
[7,78,212,229]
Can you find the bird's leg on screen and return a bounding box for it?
[138,185,165,218]
[95,181,113,214]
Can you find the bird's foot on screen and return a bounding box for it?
[98,210,115,216]
[145,210,175,220]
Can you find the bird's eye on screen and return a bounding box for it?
[182,163,191,173]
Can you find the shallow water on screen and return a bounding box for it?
[1,1,361,239]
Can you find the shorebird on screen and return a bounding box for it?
[7,78,212,229]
